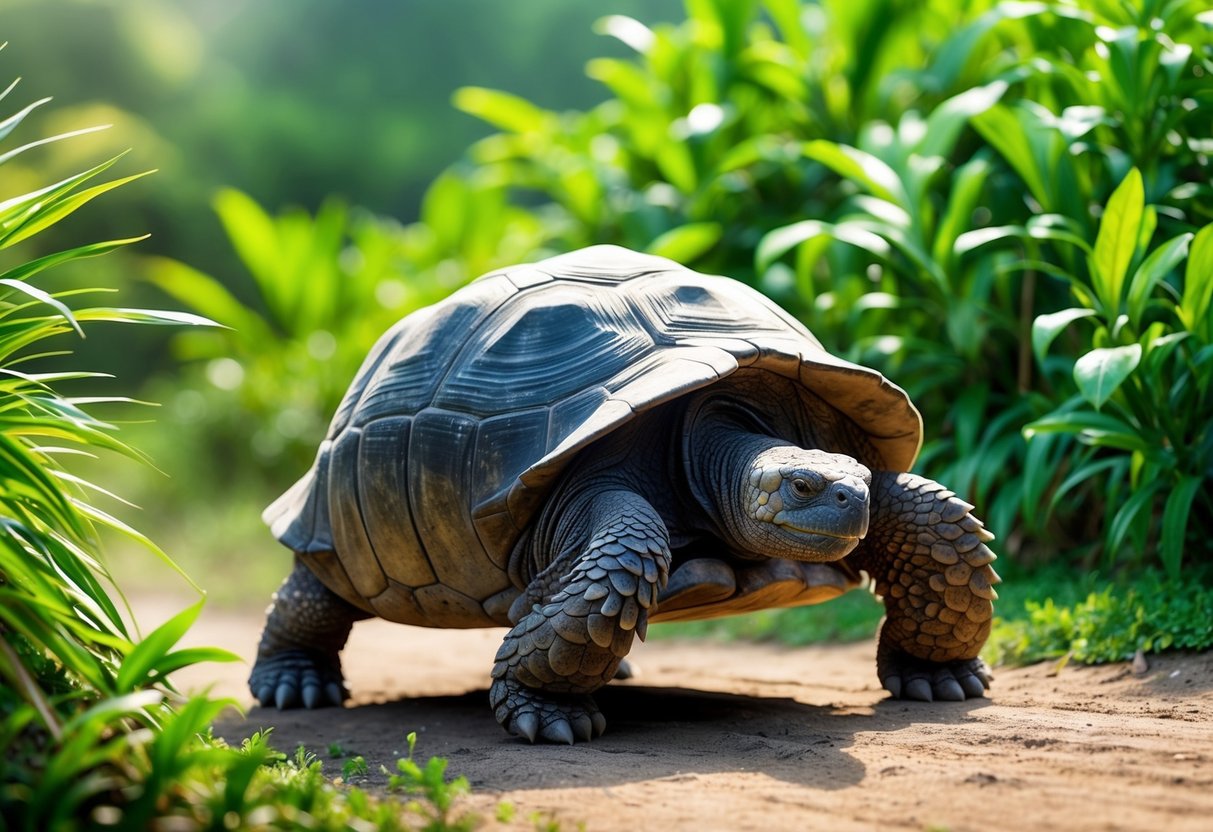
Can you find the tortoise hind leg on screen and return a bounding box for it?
[490,489,671,743]
[848,471,1000,702]
[249,557,370,710]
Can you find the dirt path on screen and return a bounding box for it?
[148,597,1212,831]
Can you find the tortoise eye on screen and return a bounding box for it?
[791,478,811,496]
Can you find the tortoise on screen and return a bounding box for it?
[250,245,1000,744]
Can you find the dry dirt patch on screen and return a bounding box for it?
[147,597,1212,831]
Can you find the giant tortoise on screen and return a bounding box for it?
[250,245,1000,743]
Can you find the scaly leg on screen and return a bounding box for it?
[490,489,671,743]
[249,557,370,709]
[848,472,1000,702]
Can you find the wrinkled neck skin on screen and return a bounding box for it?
[681,395,801,558]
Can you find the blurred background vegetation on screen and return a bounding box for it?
[1,0,1210,656]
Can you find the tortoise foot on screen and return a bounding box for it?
[490,678,606,744]
[249,648,347,710]
[879,651,992,702]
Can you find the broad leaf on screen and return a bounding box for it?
[1073,344,1142,409]
[756,220,888,272]
[647,222,721,263]
[1032,308,1096,366]
[1180,223,1213,341]
[452,86,552,134]
[802,140,907,208]
[1090,168,1144,315]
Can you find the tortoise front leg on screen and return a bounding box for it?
[849,472,1000,702]
[490,489,670,743]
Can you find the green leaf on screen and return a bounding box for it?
[1180,223,1213,341]
[1,170,154,249]
[0,95,49,144]
[144,256,268,336]
[1126,232,1191,328]
[917,81,1008,161]
[1091,168,1144,314]
[756,220,888,272]
[1073,344,1142,409]
[1032,308,1096,365]
[452,87,552,134]
[1106,478,1163,558]
[1161,475,1202,579]
[115,600,204,692]
[1025,410,1152,454]
[646,222,721,263]
[0,123,108,167]
[802,140,907,208]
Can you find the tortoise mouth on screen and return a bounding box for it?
[777,527,861,560]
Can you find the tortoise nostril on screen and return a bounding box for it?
[836,490,849,504]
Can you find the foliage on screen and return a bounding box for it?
[986,569,1213,665]
[0,55,239,826]
[1024,169,1213,578]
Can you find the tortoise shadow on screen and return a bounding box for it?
[227,682,987,793]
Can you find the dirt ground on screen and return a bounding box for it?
[148,597,1212,832]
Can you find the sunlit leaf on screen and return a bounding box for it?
[1073,344,1142,410]
[593,15,655,53]
[1032,308,1096,366]
[647,222,721,262]
[802,140,907,207]
[756,219,888,272]
[1180,224,1213,340]
[452,86,552,134]
[1090,168,1143,315]
[1126,232,1191,328]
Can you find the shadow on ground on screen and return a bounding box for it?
[218,681,986,794]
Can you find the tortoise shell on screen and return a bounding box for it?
[264,246,921,628]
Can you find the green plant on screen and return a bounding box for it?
[985,568,1213,665]
[1025,168,1213,575]
[0,58,248,828]
[384,731,478,832]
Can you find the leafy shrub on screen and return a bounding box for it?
[1025,169,1213,578]
[986,569,1213,665]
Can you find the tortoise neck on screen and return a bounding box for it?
[681,395,786,553]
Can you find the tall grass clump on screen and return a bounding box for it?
[0,53,489,831]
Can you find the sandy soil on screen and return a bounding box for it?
[147,597,1212,832]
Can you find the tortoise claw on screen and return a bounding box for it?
[571,713,595,742]
[275,682,300,710]
[513,712,540,743]
[541,719,575,745]
[933,676,966,702]
[904,677,934,702]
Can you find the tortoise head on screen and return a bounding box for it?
[740,447,871,561]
